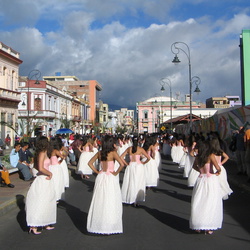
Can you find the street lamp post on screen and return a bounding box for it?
[171,42,202,132]
[171,42,200,132]
[26,69,41,136]
[160,78,173,132]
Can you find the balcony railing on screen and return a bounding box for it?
[0,88,21,102]
[18,110,56,118]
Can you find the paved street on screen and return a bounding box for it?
[0,157,250,250]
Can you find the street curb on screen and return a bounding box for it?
[0,168,74,217]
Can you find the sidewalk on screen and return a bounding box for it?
[1,158,250,217]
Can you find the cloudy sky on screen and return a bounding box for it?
[0,0,249,108]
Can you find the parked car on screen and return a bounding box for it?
[0,138,6,156]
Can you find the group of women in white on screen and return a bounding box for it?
[167,132,233,234]
[25,130,232,236]
[25,133,161,235]
[81,134,161,234]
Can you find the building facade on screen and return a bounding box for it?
[137,96,218,134]
[18,77,87,136]
[206,96,242,108]
[114,108,135,134]
[96,100,109,133]
[0,42,23,144]
[43,74,102,127]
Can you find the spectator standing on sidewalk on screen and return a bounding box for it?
[9,143,33,181]
[235,127,246,175]
[244,129,250,183]
[5,134,11,148]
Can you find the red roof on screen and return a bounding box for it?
[163,114,202,124]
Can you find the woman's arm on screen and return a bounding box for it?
[221,152,229,165]
[210,154,221,175]
[150,146,155,159]
[88,152,100,174]
[61,146,69,156]
[112,151,125,176]
[141,148,150,165]
[192,158,200,172]
[55,150,65,163]
[120,147,129,160]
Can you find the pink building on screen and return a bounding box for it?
[137,96,202,134]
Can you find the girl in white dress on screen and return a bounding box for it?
[209,138,233,200]
[87,135,125,235]
[190,141,223,235]
[26,136,56,235]
[120,136,150,206]
[173,135,185,164]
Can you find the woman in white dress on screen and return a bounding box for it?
[114,134,127,171]
[190,141,223,235]
[170,138,177,163]
[87,135,125,235]
[209,138,233,200]
[120,136,150,206]
[183,136,196,178]
[153,136,161,170]
[26,136,56,235]
[143,136,159,188]
[48,137,65,201]
[55,136,70,188]
[91,136,100,170]
[76,136,95,179]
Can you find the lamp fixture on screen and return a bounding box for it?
[172,55,181,64]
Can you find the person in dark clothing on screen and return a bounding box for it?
[71,134,82,164]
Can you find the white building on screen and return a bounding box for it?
[0,42,22,143]
[137,95,218,134]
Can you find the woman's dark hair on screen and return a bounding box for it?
[151,135,157,146]
[186,134,195,147]
[143,136,152,151]
[196,140,211,168]
[117,134,124,145]
[81,136,88,147]
[100,135,115,161]
[209,138,223,156]
[47,137,62,158]
[131,136,138,153]
[34,136,49,170]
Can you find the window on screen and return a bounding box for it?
[35,97,42,111]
